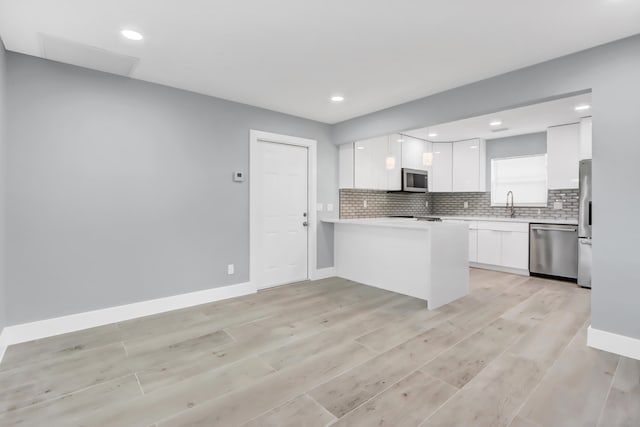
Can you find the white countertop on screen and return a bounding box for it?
[323,216,578,226]
[322,217,467,230]
[436,215,578,225]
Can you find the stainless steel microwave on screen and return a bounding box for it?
[402,168,428,192]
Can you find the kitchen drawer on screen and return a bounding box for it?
[442,219,478,229]
[476,221,528,233]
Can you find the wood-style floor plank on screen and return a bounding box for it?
[597,356,640,427]
[241,394,336,427]
[156,341,374,426]
[517,323,619,427]
[1,269,636,427]
[0,343,131,413]
[0,375,141,427]
[422,317,529,388]
[308,320,469,418]
[330,371,457,427]
[74,357,275,427]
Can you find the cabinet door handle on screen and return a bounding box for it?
[531,226,576,232]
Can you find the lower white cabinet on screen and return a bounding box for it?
[477,222,529,271]
[442,219,529,271]
[501,231,529,269]
[468,229,478,263]
[477,230,502,265]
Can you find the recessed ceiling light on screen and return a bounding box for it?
[428,132,438,138]
[121,29,143,41]
[489,120,502,127]
[575,104,591,111]
[331,95,345,102]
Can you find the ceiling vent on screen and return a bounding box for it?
[491,127,510,133]
[40,33,139,77]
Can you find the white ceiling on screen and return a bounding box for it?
[0,1,639,124]
[405,93,592,142]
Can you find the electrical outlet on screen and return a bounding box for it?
[553,201,563,210]
[425,201,429,208]
[464,201,469,209]
[327,203,334,212]
[227,264,234,275]
[363,200,368,208]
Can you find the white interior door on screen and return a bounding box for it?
[254,140,309,289]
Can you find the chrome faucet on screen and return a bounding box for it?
[506,191,515,218]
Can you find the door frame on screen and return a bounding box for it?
[249,130,318,289]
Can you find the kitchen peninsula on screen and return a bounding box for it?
[323,218,469,309]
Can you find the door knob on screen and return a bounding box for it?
[303,212,307,217]
[302,221,309,227]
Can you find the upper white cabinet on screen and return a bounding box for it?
[401,136,431,171]
[452,139,486,192]
[430,143,453,192]
[338,143,354,189]
[353,136,401,190]
[579,117,592,160]
[547,123,580,189]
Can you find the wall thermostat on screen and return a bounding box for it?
[233,171,245,182]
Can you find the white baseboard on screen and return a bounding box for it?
[0,328,8,364]
[588,325,640,361]
[469,262,529,276]
[1,282,256,354]
[312,267,337,280]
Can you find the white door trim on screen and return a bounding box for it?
[249,130,318,289]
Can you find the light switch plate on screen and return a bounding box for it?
[227,264,234,275]
[327,203,334,212]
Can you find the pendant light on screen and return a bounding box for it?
[422,151,433,167]
[422,129,435,166]
[385,135,396,170]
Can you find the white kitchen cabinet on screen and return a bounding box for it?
[443,219,478,262]
[476,221,529,272]
[468,229,478,263]
[501,231,529,269]
[430,142,453,192]
[579,117,592,160]
[547,123,580,189]
[338,143,354,189]
[354,136,401,190]
[477,229,502,265]
[401,136,430,171]
[452,139,486,192]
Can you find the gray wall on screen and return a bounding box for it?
[0,39,6,332]
[333,34,640,341]
[6,53,336,325]
[485,132,547,184]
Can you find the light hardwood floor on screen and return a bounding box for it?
[1,269,638,426]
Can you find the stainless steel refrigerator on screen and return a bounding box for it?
[578,159,592,288]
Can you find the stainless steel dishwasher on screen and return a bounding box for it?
[529,223,578,281]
